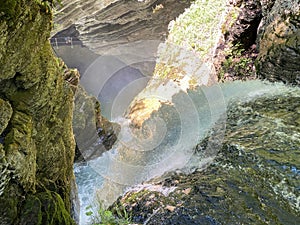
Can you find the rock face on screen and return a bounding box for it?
[53,0,192,53]
[73,85,120,162]
[111,87,300,224]
[0,1,76,224]
[214,0,262,81]
[214,0,300,84]
[256,0,300,85]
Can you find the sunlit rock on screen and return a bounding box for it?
[256,0,300,85]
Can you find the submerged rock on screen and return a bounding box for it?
[111,88,300,224]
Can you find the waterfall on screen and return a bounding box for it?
[51,1,299,224]
[74,79,299,225]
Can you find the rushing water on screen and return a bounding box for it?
[51,25,299,225]
[74,80,299,225]
[51,2,299,223]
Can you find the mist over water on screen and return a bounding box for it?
[50,1,300,223]
[74,79,299,225]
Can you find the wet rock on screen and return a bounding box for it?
[256,0,300,85]
[111,89,300,224]
[73,85,120,162]
[20,191,73,225]
[0,99,12,135]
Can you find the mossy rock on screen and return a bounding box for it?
[0,0,76,223]
[0,98,13,135]
[20,191,75,225]
[256,0,300,85]
[0,0,19,19]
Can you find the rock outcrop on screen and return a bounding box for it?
[256,0,300,85]
[73,85,120,162]
[214,0,262,81]
[53,0,192,54]
[0,1,77,224]
[214,0,300,84]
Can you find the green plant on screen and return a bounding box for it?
[219,42,254,80]
[167,0,227,59]
[0,0,19,18]
[35,0,62,7]
[35,0,62,13]
[86,201,132,225]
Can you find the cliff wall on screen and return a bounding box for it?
[0,1,77,224]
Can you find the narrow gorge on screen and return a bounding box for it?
[0,0,299,225]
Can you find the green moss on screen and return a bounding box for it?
[0,0,19,18]
[0,1,52,80]
[0,0,75,223]
[4,111,36,193]
[0,99,13,135]
[0,184,20,224]
[20,195,43,225]
[20,191,75,225]
[218,42,255,81]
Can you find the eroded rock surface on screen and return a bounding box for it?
[256,0,300,85]
[53,0,192,54]
[0,1,76,224]
[73,85,120,162]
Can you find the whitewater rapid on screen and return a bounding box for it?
[74,80,299,225]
